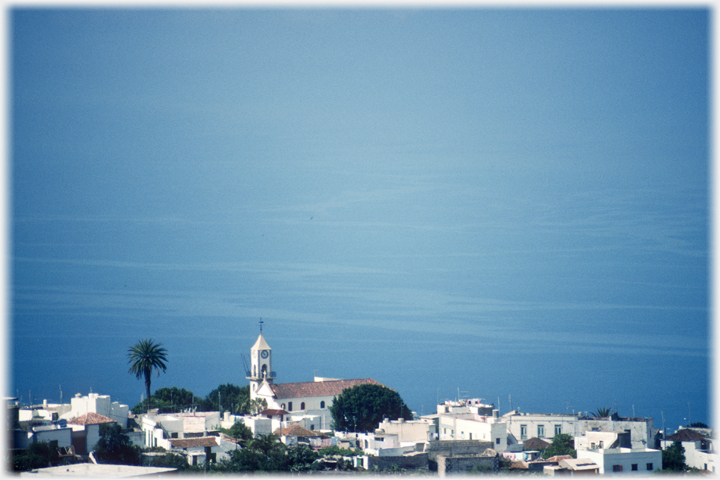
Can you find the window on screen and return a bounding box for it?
[520,425,527,440]
[320,401,325,408]
[632,464,638,471]
[646,463,653,471]
[537,425,545,438]
[288,402,293,411]
[598,441,604,448]
[496,438,500,445]
[612,465,623,472]
[300,402,305,410]
[591,443,596,449]
[554,424,561,436]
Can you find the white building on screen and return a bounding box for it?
[661,428,717,473]
[246,332,388,430]
[59,393,130,428]
[503,411,655,449]
[575,430,631,451]
[436,409,508,452]
[577,447,662,474]
[66,412,117,455]
[141,411,221,449]
[377,417,435,444]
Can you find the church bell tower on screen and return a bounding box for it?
[247,320,275,399]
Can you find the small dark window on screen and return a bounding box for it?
[288,402,293,411]
[301,402,305,410]
[646,463,653,471]
[612,465,622,472]
[632,464,638,471]
[320,401,326,408]
[496,438,500,444]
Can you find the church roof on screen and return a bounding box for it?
[252,333,271,351]
[271,378,384,399]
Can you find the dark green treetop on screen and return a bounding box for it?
[329,383,412,433]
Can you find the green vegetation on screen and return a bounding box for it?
[130,386,199,415]
[93,423,143,465]
[127,339,168,414]
[216,421,253,443]
[131,383,259,416]
[591,407,619,420]
[317,445,361,457]
[543,434,577,459]
[12,441,62,471]
[209,434,321,473]
[329,383,412,432]
[689,422,708,428]
[662,441,686,471]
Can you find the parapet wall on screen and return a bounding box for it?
[424,440,494,460]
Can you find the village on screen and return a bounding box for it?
[7,333,716,476]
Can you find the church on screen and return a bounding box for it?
[246,332,384,430]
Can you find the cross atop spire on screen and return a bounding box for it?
[259,318,263,333]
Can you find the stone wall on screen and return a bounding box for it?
[363,452,429,471]
[437,454,498,476]
[424,440,494,460]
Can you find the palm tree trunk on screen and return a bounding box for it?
[145,369,152,413]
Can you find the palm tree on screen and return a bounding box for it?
[592,407,614,418]
[127,339,168,414]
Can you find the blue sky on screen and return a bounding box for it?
[10,8,709,428]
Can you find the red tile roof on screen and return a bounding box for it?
[169,437,219,449]
[271,378,384,399]
[273,424,325,438]
[667,429,707,442]
[261,409,289,416]
[67,413,116,425]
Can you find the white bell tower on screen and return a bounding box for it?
[247,320,275,400]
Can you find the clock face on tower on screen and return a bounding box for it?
[260,350,269,359]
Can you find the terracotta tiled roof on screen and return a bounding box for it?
[261,409,289,416]
[667,429,707,442]
[170,437,219,449]
[67,413,116,425]
[523,437,550,450]
[273,424,324,438]
[545,455,574,463]
[271,378,384,399]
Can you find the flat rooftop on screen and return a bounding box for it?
[19,463,177,477]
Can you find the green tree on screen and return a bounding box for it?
[127,339,168,414]
[329,384,412,433]
[12,441,61,471]
[213,434,288,473]
[131,386,198,414]
[201,384,249,414]
[689,422,709,428]
[93,424,142,465]
[662,441,686,471]
[217,421,253,442]
[543,433,577,459]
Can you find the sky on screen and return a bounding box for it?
[9,8,710,431]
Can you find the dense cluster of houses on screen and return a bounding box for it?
[7,333,716,475]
